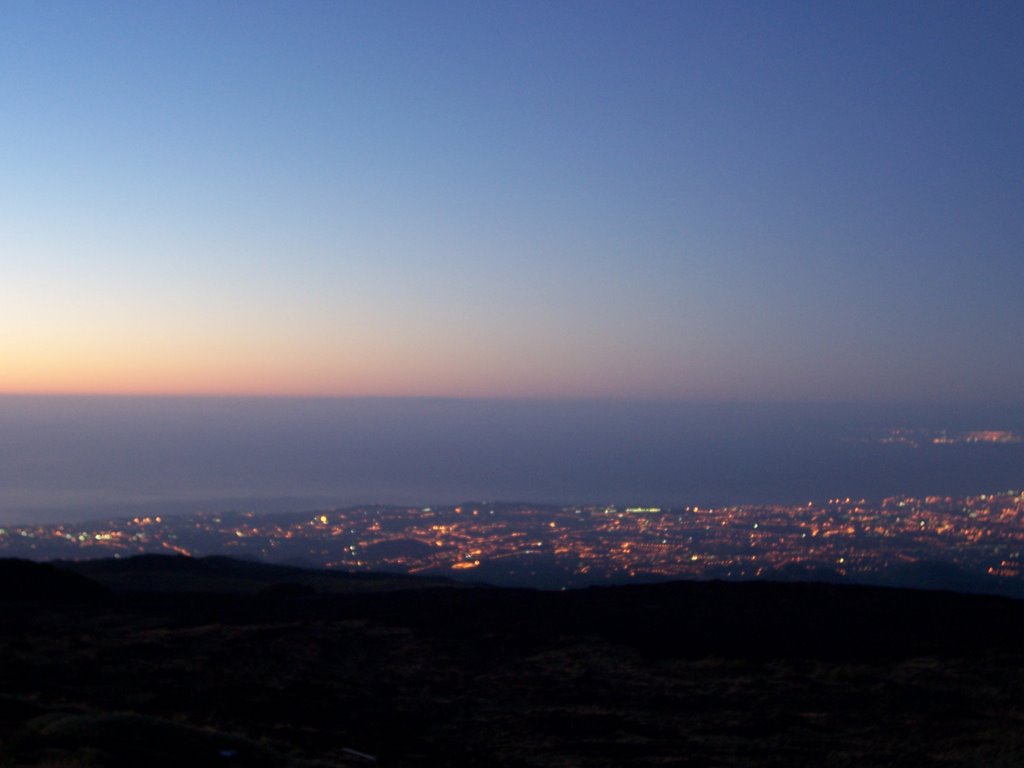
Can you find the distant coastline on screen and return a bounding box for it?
[2,397,1022,526]
[3,489,1023,596]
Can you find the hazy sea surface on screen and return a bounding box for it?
[1,396,1022,525]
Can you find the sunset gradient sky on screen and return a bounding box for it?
[3,1,1023,402]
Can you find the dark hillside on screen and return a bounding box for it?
[0,559,108,602]
[4,556,1024,766]
[57,554,459,594]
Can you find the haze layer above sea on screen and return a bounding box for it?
[1,396,1022,525]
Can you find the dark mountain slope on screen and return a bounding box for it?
[56,553,458,594]
[0,558,108,602]
[5,556,1024,766]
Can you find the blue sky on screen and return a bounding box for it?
[2,1,1022,402]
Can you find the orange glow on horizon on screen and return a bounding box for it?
[0,321,719,399]
[0,346,696,400]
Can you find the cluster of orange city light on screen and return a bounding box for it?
[3,490,1024,586]
[864,428,1022,449]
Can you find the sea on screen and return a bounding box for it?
[1,396,1022,525]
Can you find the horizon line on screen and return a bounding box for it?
[1,391,1022,408]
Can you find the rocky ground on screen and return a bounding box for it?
[2,556,1024,767]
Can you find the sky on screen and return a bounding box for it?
[3,1,1023,403]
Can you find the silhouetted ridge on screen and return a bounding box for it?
[66,554,302,577]
[55,554,457,594]
[51,555,1024,659]
[6,558,1024,765]
[0,559,108,602]
[557,580,1024,659]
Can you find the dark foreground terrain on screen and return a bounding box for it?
[3,556,1024,767]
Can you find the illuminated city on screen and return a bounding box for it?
[2,3,1023,765]
[858,428,1023,448]
[4,489,1024,592]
